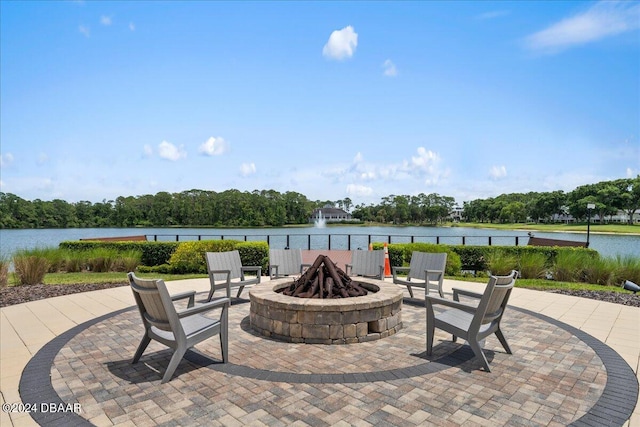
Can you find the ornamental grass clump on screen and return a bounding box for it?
[582,257,616,286]
[551,250,596,283]
[86,247,121,272]
[111,250,142,272]
[609,255,640,286]
[13,251,50,286]
[0,258,9,287]
[486,250,518,276]
[518,252,548,280]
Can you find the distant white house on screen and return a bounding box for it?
[449,206,463,222]
[606,209,640,224]
[310,207,353,223]
[550,209,640,224]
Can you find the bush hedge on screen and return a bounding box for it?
[60,241,179,266]
[372,242,462,276]
[155,240,269,274]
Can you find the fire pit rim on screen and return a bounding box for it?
[250,278,403,312]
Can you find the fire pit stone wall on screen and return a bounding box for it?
[249,278,403,344]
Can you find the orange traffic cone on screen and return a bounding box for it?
[383,242,391,277]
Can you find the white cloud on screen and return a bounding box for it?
[129,22,135,31]
[407,147,440,175]
[240,162,257,177]
[489,165,507,180]
[79,25,90,37]
[382,59,397,77]
[346,184,373,197]
[0,152,14,168]
[322,26,358,60]
[158,141,186,161]
[199,136,229,156]
[100,15,112,26]
[525,1,640,54]
[627,167,638,178]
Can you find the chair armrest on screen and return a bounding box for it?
[177,297,230,318]
[170,290,196,308]
[425,269,443,278]
[241,266,262,274]
[425,294,477,314]
[270,265,279,278]
[392,266,410,280]
[452,288,483,302]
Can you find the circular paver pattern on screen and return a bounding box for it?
[20,296,638,426]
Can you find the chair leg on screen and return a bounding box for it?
[495,329,512,354]
[236,285,245,298]
[469,339,491,372]
[207,288,215,302]
[406,284,414,298]
[161,347,187,384]
[220,304,229,363]
[426,309,435,356]
[132,335,151,364]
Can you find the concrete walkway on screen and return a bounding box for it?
[1,278,638,426]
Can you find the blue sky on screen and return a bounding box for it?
[1,1,638,207]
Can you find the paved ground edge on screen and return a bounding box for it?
[18,302,639,426]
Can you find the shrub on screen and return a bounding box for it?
[236,241,269,273]
[552,251,592,282]
[13,251,50,285]
[111,250,143,272]
[449,246,488,272]
[168,240,240,274]
[518,252,548,279]
[486,250,518,276]
[382,243,462,276]
[610,255,640,286]
[59,241,179,266]
[582,256,615,286]
[0,258,8,287]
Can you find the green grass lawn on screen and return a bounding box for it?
[457,222,638,235]
[454,276,629,293]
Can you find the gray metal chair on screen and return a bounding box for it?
[269,248,307,279]
[392,251,447,298]
[425,270,517,372]
[205,250,261,302]
[128,272,229,383]
[345,250,385,279]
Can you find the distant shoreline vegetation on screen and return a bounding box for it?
[1,176,638,230]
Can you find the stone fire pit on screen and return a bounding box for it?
[249,277,403,344]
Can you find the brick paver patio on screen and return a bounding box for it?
[2,278,638,426]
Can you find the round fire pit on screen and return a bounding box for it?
[249,278,403,344]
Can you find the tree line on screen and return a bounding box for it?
[0,177,638,229]
[461,177,640,224]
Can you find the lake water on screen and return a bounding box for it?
[0,226,637,259]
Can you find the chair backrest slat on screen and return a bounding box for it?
[408,252,447,280]
[206,250,243,281]
[269,249,303,276]
[477,271,516,326]
[350,250,385,277]
[129,273,181,333]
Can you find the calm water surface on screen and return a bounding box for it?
[0,226,637,259]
